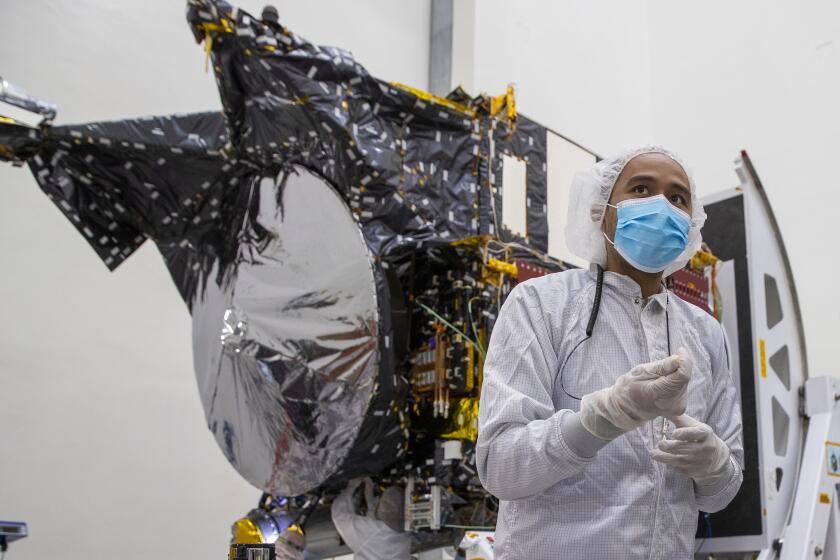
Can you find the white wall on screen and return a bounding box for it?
[462,1,837,379]
[647,0,840,380]
[0,2,429,560]
[467,0,653,154]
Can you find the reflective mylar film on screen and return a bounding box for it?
[191,167,380,495]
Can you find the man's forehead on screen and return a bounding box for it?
[621,152,689,184]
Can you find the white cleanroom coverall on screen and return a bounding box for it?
[477,267,743,560]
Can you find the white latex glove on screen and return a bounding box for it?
[580,347,692,440]
[275,526,306,560]
[331,478,412,560]
[650,414,730,482]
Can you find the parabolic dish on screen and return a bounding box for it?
[191,167,380,495]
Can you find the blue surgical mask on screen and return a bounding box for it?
[603,194,691,273]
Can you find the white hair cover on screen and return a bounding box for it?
[564,145,707,277]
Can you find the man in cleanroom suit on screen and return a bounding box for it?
[477,146,743,559]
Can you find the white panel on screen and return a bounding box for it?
[700,159,807,553]
[501,154,528,237]
[740,158,804,549]
[450,0,476,92]
[546,132,596,268]
[716,259,742,399]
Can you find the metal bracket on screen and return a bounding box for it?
[778,376,840,560]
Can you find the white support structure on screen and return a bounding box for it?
[778,377,840,560]
[698,151,809,556]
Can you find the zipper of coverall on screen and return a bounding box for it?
[634,294,666,560]
[652,295,672,560]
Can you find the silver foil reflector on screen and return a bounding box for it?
[191,168,380,495]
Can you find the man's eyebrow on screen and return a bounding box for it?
[625,173,657,183]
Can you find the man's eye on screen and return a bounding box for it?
[632,185,648,194]
[670,193,687,205]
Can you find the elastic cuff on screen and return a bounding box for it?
[579,391,626,440]
[694,456,735,497]
[560,411,612,458]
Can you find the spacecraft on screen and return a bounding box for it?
[3,1,832,558]
[0,1,576,550]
